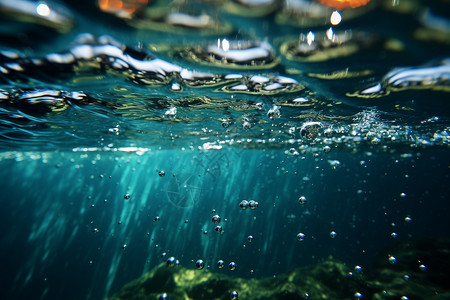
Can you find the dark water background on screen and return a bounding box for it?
[0,0,449,299]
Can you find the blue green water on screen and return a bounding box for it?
[0,0,449,299]
[1,148,448,299]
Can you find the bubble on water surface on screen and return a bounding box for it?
[300,121,324,141]
[267,105,281,120]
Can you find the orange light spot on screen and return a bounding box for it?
[98,0,148,15]
[317,0,370,10]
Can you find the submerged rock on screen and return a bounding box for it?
[106,259,368,300]
[106,238,450,300]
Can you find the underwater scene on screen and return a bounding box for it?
[1,0,450,299]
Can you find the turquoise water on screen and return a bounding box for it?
[0,0,449,299]
[2,148,448,299]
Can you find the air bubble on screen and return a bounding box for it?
[388,256,397,264]
[217,260,224,268]
[267,105,281,120]
[243,121,251,129]
[300,121,324,141]
[196,259,204,269]
[239,200,249,210]
[230,291,238,299]
[166,257,176,266]
[298,196,307,205]
[297,233,306,241]
[248,200,259,209]
[212,214,221,224]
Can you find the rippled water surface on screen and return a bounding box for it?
[0,0,449,299]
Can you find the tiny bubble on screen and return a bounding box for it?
[230,291,238,299]
[388,256,397,264]
[298,196,307,205]
[159,293,168,300]
[297,233,306,241]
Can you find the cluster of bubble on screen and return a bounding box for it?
[296,195,338,241]
[194,259,237,271]
[165,256,180,267]
[239,199,259,210]
[212,214,223,233]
